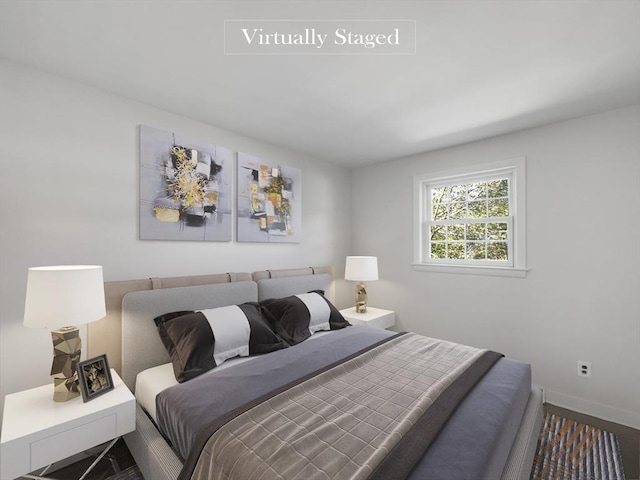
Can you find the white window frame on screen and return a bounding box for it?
[413,157,527,277]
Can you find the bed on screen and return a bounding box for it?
[114,268,543,480]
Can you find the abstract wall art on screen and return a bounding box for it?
[236,152,301,243]
[139,125,233,241]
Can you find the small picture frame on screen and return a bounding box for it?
[77,354,114,402]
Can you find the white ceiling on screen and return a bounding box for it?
[1,1,639,168]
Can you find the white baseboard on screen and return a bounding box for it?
[536,384,545,404]
[545,388,640,429]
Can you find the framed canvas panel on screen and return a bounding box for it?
[139,125,233,241]
[77,354,114,402]
[237,152,301,243]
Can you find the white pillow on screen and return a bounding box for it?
[200,305,251,365]
[295,292,331,334]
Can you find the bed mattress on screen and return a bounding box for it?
[142,326,531,479]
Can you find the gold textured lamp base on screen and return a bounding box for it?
[355,281,368,313]
[51,326,81,402]
[53,375,80,401]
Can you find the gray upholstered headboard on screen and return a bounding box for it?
[119,269,333,391]
[89,272,251,373]
[121,282,258,390]
[257,273,332,301]
[88,266,331,374]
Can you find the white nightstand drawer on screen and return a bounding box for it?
[31,413,117,470]
[340,306,396,329]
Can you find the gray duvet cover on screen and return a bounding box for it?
[157,327,395,460]
[155,326,531,479]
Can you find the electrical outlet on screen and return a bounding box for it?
[577,361,591,378]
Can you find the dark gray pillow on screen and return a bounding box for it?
[261,292,350,345]
[154,303,288,383]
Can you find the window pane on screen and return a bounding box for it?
[467,182,486,200]
[466,223,485,240]
[487,222,508,240]
[468,200,487,218]
[430,242,446,259]
[487,242,508,260]
[430,225,446,241]
[488,179,508,198]
[432,203,447,220]
[448,224,464,240]
[489,198,509,217]
[431,186,450,204]
[448,242,464,259]
[448,202,466,219]
[449,185,466,202]
[466,242,486,260]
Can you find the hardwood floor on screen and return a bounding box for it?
[545,403,640,480]
[18,438,137,480]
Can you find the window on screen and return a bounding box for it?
[413,157,527,277]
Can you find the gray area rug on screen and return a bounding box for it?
[531,413,625,480]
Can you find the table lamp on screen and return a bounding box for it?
[23,265,106,402]
[345,256,378,313]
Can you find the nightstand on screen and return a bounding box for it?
[1,369,135,480]
[340,306,396,330]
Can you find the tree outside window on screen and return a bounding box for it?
[429,178,510,262]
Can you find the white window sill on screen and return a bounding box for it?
[412,263,528,278]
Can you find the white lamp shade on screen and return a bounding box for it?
[345,256,379,282]
[23,265,106,329]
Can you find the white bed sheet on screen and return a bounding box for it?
[135,331,333,423]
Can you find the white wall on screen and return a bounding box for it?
[0,59,353,412]
[352,105,640,428]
